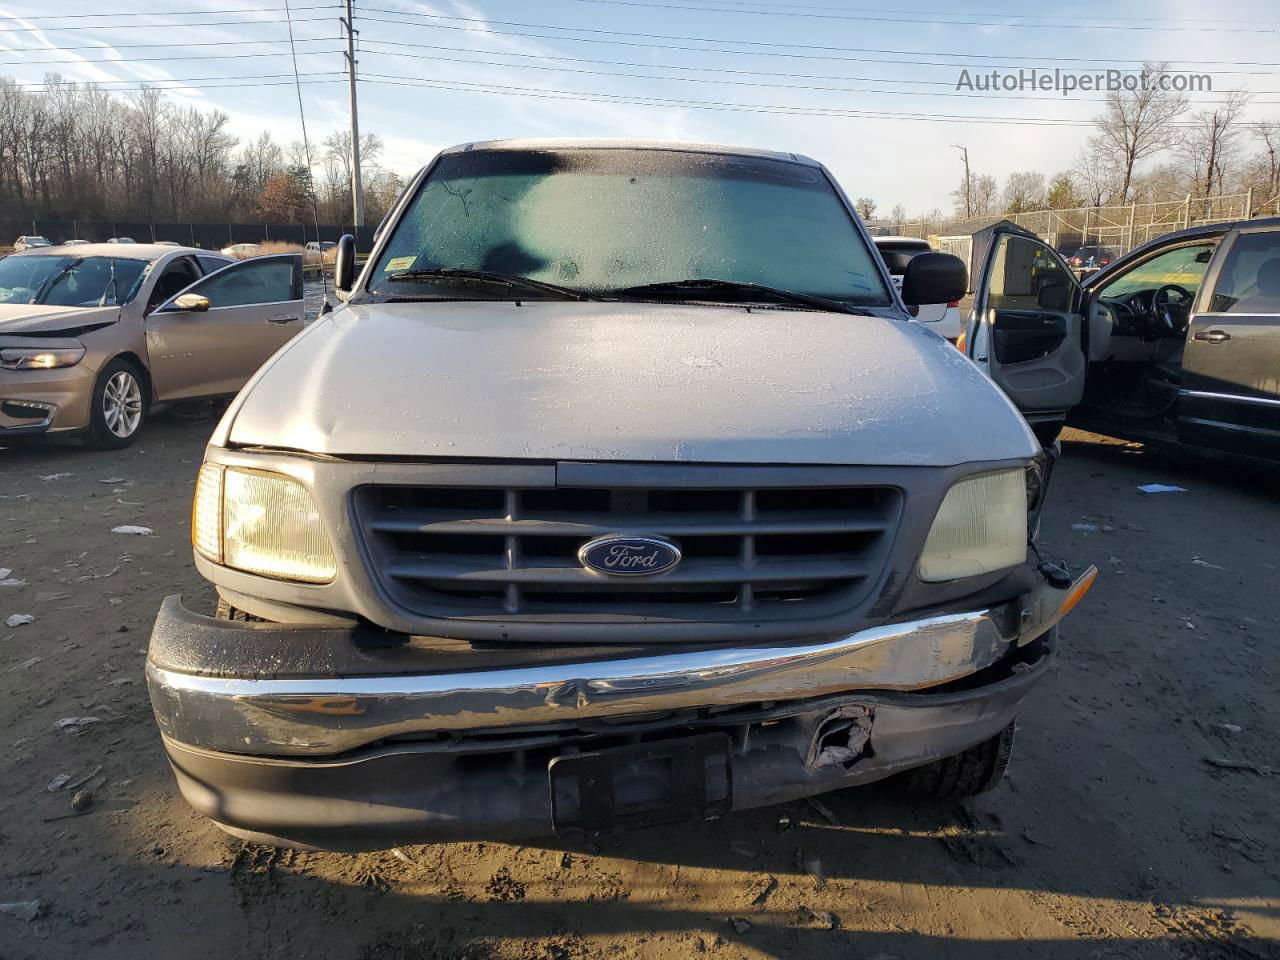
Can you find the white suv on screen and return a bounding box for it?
[875,236,963,342]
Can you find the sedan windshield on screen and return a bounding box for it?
[0,255,148,307]
[370,148,892,307]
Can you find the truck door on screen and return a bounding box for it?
[968,227,1086,435]
[1179,227,1280,460]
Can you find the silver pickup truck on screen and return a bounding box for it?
[145,140,1094,850]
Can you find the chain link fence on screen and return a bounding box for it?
[877,191,1280,257]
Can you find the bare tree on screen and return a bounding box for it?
[1179,90,1250,201]
[1001,171,1046,213]
[854,197,877,219]
[1074,136,1118,207]
[971,174,998,216]
[1091,61,1188,203]
[323,131,383,195]
[1247,121,1280,211]
[888,203,908,225]
[951,171,997,218]
[364,167,406,224]
[1129,164,1186,205]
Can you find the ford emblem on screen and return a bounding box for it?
[579,535,682,577]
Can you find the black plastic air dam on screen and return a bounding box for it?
[159,632,1053,851]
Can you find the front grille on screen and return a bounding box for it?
[353,481,901,623]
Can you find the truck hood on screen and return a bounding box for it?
[0,303,117,335]
[226,300,1037,466]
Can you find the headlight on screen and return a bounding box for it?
[918,469,1027,582]
[0,345,85,370]
[192,464,336,583]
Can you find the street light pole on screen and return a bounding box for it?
[342,0,365,227]
[952,144,971,219]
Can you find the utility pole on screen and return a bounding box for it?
[341,0,365,227]
[952,144,971,219]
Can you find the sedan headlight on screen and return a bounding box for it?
[192,464,336,583]
[918,469,1027,582]
[0,345,85,370]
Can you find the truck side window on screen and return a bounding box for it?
[1209,232,1280,314]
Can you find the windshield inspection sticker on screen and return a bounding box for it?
[385,256,416,272]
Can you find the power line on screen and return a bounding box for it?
[0,4,335,20]
[0,49,343,66]
[349,9,1280,71]
[12,69,1278,129]
[557,0,1276,28]
[282,0,331,311]
[14,63,1280,106]
[18,77,344,92]
[351,74,1238,127]
[0,0,1264,30]
[23,70,344,87]
[352,45,1278,105]
[4,0,1268,35]
[554,0,1280,33]
[10,31,1277,80]
[7,8,1280,72]
[0,16,332,33]
[0,36,337,54]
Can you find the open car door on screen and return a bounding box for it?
[145,254,304,402]
[965,224,1086,437]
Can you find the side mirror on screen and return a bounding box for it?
[173,293,210,312]
[335,234,357,296]
[901,252,966,306]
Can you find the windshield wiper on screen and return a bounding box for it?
[383,267,592,301]
[613,278,871,315]
[33,260,76,305]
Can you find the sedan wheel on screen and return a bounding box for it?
[103,370,144,439]
[87,358,149,450]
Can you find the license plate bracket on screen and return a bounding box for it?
[548,733,733,835]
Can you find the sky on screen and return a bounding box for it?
[1,0,1279,216]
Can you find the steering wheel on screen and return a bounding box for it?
[1153,284,1194,337]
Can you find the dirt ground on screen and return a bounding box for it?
[0,418,1277,960]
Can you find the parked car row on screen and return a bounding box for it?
[10,235,175,251]
[8,237,332,256]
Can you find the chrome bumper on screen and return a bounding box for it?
[146,572,1086,758]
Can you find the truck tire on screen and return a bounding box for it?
[86,357,148,449]
[901,721,1015,799]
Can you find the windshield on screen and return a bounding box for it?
[370,148,891,306]
[0,255,148,307]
